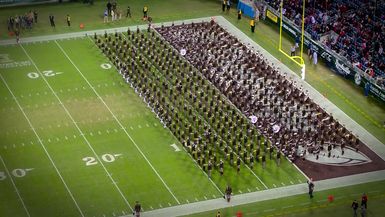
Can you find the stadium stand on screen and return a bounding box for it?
[264,0,385,87]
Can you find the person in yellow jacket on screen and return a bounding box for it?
[66,14,71,27]
[143,6,148,20]
[250,19,255,33]
[237,9,242,20]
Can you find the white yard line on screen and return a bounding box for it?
[54,40,180,205]
[0,155,31,217]
[0,73,84,217]
[19,44,133,212]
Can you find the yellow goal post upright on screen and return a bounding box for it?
[278,0,306,80]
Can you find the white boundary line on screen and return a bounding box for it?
[19,44,133,211]
[0,155,31,217]
[54,39,181,205]
[0,73,85,217]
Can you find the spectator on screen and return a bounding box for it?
[352,200,359,217]
[126,5,131,18]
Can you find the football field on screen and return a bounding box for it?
[0,36,305,217]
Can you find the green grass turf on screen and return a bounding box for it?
[0,39,220,216]
[185,180,385,217]
[0,36,305,216]
[0,0,384,216]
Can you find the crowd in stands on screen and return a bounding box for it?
[264,0,385,88]
[157,21,361,165]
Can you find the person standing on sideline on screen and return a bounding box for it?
[222,0,226,12]
[313,51,318,65]
[226,0,231,12]
[225,185,232,202]
[66,14,71,26]
[307,179,314,198]
[216,211,221,217]
[143,6,148,20]
[295,34,300,48]
[103,9,108,23]
[33,10,38,23]
[361,193,368,208]
[352,200,359,217]
[237,9,242,20]
[250,19,255,33]
[126,5,131,18]
[290,44,296,56]
[49,14,55,27]
[106,1,112,16]
[111,9,115,21]
[134,201,141,217]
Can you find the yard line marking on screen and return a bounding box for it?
[0,72,85,217]
[282,205,294,209]
[247,188,251,192]
[0,155,31,217]
[26,43,133,212]
[57,39,180,205]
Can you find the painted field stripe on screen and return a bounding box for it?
[0,155,31,217]
[0,72,84,217]
[56,39,180,205]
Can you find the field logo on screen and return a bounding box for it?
[0,54,12,63]
[298,146,371,166]
[101,63,112,69]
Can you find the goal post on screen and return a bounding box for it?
[278,0,306,79]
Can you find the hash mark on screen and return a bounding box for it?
[168,203,171,206]
[273,184,277,188]
[204,196,207,200]
[195,198,198,202]
[238,190,242,194]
